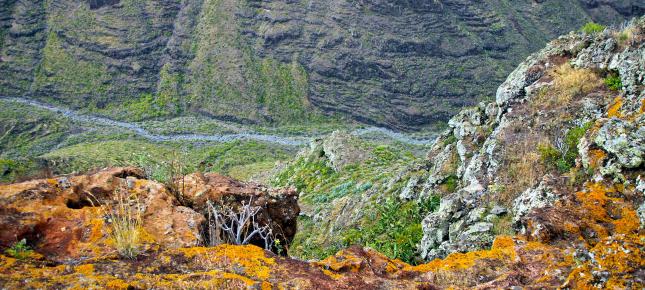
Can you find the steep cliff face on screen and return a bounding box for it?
[0,0,642,129]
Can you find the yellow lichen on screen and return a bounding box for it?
[178,244,275,280]
[315,250,363,273]
[409,236,517,272]
[607,96,623,118]
[75,264,94,276]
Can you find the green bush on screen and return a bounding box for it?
[581,22,605,34]
[341,195,440,264]
[604,74,622,91]
[5,239,33,259]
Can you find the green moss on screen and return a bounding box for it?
[443,174,460,192]
[5,239,33,260]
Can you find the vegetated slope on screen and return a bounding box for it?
[0,0,642,129]
[272,17,644,288]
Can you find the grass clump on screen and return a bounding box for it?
[581,22,605,34]
[5,239,33,260]
[91,186,143,259]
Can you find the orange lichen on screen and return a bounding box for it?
[177,245,275,280]
[315,250,363,273]
[75,264,95,276]
[575,183,639,238]
[588,149,607,169]
[409,236,517,272]
[607,96,623,118]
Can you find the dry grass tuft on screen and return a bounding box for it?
[89,186,143,259]
[531,64,600,109]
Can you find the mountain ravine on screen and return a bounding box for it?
[0,0,642,129]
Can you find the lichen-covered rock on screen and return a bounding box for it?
[512,177,560,230]
[594,117,644,169]
[416,18,645,262]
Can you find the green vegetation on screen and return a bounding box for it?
[5,239,33,260]
[41,139,294,182]
[581,22,605,34]
[442,174,460,192]
[539,123,592,173]
[604,74,623,91]
[272,138,432,263]
[342,195,440,264]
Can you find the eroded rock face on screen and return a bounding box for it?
[181,172,300,245]
[0,0,641,129]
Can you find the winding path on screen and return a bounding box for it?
[1,96,435,146]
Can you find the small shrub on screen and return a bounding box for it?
[5,239,33,259]
[581,22,605,34]
[491,215,514,236]
[205,197,274,251]
[539,123,592,173]
[604,74,622,91]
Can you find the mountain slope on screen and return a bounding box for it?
[0,0,642,129]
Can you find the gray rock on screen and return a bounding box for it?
[467,207,487,223]
[400,176,420,200]
[490,205,508,216]
[594,117,644,169]
[512,178,558,230]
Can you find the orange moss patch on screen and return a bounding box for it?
[607,96,623,118]
[575,183,639,239]
[75,264,95,276]
[409,236,517,272]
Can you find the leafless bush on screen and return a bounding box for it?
[206,197,274,250]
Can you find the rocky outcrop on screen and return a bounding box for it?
[0,167,299,262]
[383,18,645,261]
[0,0,641,129]
[0,167,204,261]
